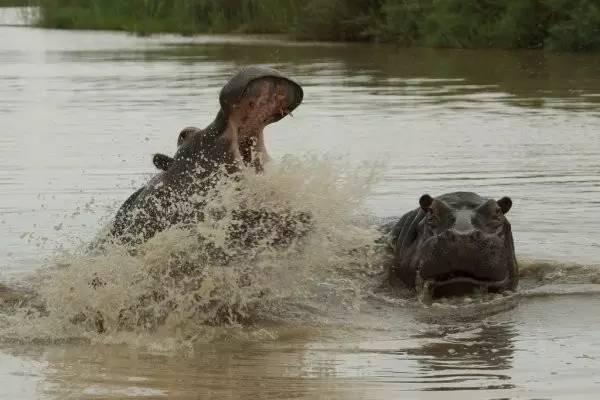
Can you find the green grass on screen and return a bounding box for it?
[35,0,600,51]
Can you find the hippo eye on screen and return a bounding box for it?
[487,207,504,226]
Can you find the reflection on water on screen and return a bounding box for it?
[5,297,600,399]
[1,8,600,399]
[151,42,600,113]
[405,323,516,391]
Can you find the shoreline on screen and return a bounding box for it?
[20,1,600,53]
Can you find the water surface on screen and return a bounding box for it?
[1,8,600,399]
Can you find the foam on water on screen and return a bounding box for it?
[368,259,600,324]
[0,155,385,350]
[1,154,599,352]
[519,260,600,285]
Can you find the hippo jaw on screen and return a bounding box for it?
[416,266,512,303]
[416,227,514,296]
[219,66,303,170]
[417,274,511,304]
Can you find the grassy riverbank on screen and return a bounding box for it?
[36,0,600,51]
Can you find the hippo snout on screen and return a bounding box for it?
[440,229,485,242]
[419,231,510,283]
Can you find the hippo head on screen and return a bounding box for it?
[219,66,303,126]
[390,192,518,300]
[218,65,302,169]
[162,67,302,176]
[149,66,302,179]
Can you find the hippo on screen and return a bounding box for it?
[384,192,518,300]
[110,66,305,245]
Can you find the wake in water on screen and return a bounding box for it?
[0,155,385,347]
[368,258,600,326]
[1,154,599,350]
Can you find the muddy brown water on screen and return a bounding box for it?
[1,8,600,399]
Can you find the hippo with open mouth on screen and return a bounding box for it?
[384,192,518,300]
[110,66,305,244]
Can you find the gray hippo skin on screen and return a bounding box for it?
[149,126,205,173]
[385,192,518,299]
[110,66,304,245]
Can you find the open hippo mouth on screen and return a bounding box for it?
[220,67,303,167]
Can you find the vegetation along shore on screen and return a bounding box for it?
[6,0,600,51]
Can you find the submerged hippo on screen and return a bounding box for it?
[110,66,305,245]
[384,192,518,300]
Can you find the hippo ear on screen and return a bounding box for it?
[419,194,434,211]
[497,196,512,214]
[177,127,200,147]
[152,153,173,171]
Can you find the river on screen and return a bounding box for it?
[1,8,600,399]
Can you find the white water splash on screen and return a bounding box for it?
[0,155,385,349]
